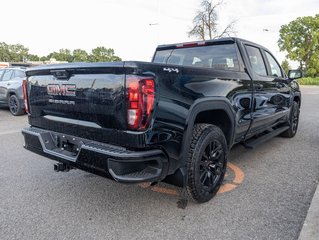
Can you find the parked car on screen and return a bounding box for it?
[0,67,26,116]
[22,37,302,203]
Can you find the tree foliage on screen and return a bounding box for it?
[188,0,236,40]
[73,49,89,62]
[0,42,121,63]
[278,15,319,77]
[89,47,121,62]
[0,42,29,62]
[47,49,74,62]
[281,59,290,75]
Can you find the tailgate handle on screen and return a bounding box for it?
[51,70,71,80]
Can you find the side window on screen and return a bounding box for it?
[245,45,267,76]
[14,70,26,78]
[0,69,5,81]
[265,51,283,78]
[209,44,240,71]
[2,70,14,81]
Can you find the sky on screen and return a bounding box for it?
[1,0,318,67]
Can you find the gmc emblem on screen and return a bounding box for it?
[47,84,76,96]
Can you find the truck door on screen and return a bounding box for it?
[244,45,290,136]
[262,50,291,123]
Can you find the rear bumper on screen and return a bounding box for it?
[22,127,168,183]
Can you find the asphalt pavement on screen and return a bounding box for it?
[0,86,319,240]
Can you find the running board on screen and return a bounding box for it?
[243,126,289,149]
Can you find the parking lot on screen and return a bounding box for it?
[0,86,319,240]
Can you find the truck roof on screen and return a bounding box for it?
[156,37,266,51]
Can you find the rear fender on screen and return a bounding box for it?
[176,98,236,184]
[165,98,235,187]
[6,88,23,100]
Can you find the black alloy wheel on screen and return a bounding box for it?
[8,94,24,116]
[281,101,300,138]
[199,140,224,190]
[186,124,227,203]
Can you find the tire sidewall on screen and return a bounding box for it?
[281,101,300,138]
[188,125,227,203]
[290,101,300,136]
[8,94,22,116]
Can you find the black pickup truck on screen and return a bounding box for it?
[22,38,302,203]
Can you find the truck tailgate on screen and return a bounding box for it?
[25,62,131,144]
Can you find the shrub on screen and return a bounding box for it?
[297,77,319,85]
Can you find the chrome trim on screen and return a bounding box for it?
[43,115,102,129]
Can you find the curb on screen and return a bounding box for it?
[298,181,319,240]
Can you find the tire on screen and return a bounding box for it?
[186,124,228,203]
[281,101,300,138]
[8,94,25,116]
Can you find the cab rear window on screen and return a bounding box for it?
[153,44,240,71]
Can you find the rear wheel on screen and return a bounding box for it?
[281,101,300,138]
[186,124,227,203]
[8,94,24,116]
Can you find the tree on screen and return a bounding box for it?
[281,59,290,75]
[8,44,29,62]
[89,47,121,62]
[0,41,122,63]
[188,0,236,40]
[27,54,41,61]
[73,49,89,62]
[47,49,73,62]
[278,15,319,77]
[0,42,11,61]
[40,56,48,61]
[0,42,29,62]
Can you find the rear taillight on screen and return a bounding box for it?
[127,76,155,130]
[22,79,29,113]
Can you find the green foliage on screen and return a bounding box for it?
[40,56,48,61]
[0,42,11,61]
[47,49,74,62]
[73,49,89,62]
[89,47,121,62]
[278,15,319,77]
[27,54,41,61]
[47,47,122,62]
[0,42,122,63]
[0,42,29,62]
[298,77,319,85]
[281,59,290,75]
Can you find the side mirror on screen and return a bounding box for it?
[288,70,303,80]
